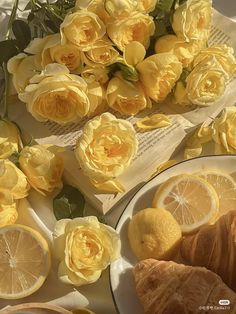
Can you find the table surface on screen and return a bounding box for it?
[0,1,236,314]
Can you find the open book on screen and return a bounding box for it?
[9,10,236,214]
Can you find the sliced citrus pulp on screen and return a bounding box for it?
[152,174,219,233]
[0,224,51,299]
[199,171,236,218]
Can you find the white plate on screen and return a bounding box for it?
[110,155,236,314]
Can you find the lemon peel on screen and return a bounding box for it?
[136,114,172,131]
[128,207,182,260]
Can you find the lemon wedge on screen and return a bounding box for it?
[199,171,236,218]
[152,174,219,233]
[0,224,51,299]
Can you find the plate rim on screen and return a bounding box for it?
[109,154,236,314]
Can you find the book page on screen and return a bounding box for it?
[9,100,193,213]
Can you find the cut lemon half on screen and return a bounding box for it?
[199,171,236,218]
[152,174,219,233]
[0,224,51,299]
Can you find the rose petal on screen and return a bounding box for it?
[124,41,146,66]
[92,179,126,193]
[136,114,172,130]
[58,260,102,286]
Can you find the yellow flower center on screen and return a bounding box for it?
[34,90,88,122]
[70,229,104,269]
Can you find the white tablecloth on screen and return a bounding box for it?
[0,1,236,313]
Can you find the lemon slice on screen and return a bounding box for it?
[0,224,51,299]
[152,174,219,233]
[199,171,236,217]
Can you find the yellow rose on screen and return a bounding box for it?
[105,0,157,16]
[184,125,213,159]
[19,64,91,124]
[53,217,120,286]
[172,0,212,42]
[173,81,191,106]
[76,0,111,24]
[81,65,109,85]
[19,145,64,195]
[155,34,206,68]
[60,11,106,51]
[87,81,107,116]
[193,45,236,78]
[0,190,18,227]
[0,120,20,159]
[7,53,39,93]
[137,0,158,13]
[105,0,137,18]
[75,112,138,182]
[106,76,151,115]
[124,41,146,67]
[25,34,83,73]
[186,57,227,106]
[82,37,119,66]
[212,107,236,154]
[107,12,155,51]
[137,53,183,102]
[0,159,30,199]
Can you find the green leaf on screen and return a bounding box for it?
[157,0,175,12]
[53,184,85,220]
[0,40,19,64]
[24,1,32,11]
[154,19,168,37]
[45,19,60,33]
[108,62,139,82]
[174,0,187,9]
[12,20,31,50]
[119,63,139,82]
[8,152,20,167]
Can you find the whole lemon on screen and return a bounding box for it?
[128,208,182,260]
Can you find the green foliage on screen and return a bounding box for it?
[12,20,31,50]
[0,0,76,117]
[178,68,191,87]
[0,40,19,64]
[25,0,76,37]
[53,184,85,220]
[153,0,175,14]
[147,0,187,57]
[108,62,139,82]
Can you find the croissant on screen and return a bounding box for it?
[181,210,236,291]
[133,259,236,314]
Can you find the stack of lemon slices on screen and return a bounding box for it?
[152,171,236,233]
